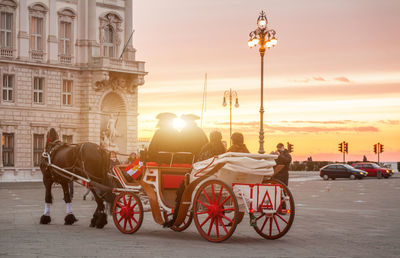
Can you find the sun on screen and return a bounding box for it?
[173,118,186,131]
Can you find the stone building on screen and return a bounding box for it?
[0,0,146,181]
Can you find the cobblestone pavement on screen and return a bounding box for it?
[0,174,399,258]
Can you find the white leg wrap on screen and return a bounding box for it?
[44,203,51,216]
[66,203,73,214]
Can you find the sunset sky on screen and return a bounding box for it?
[132,0,400,162]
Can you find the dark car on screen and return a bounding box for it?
[351,162,393,178]
[320,164,367,180]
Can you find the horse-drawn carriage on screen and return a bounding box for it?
[40,129,294,242]
[110,152,295,242]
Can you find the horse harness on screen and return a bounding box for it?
[43,141,103,183]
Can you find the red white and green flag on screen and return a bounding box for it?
[124,158,144,180]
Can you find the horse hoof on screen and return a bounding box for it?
[64,214,78,225]
[95,213,108,229]
[40,215,51,224]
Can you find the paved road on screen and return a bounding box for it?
[0,175,399,258]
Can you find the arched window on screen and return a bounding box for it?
[103,25,114,57]
[58,8,76,64]
[0,0,17,57]
[99,12,122,58]
[28,3,48,61]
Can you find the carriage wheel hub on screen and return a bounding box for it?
[120,206,132,219]
[208,204,221,217]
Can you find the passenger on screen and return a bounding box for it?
[109,151,120,171]
[148,112,181,164]
[227,132,250,153]
[126,152,137,164]
[180,114,209,162]
[272,143,292,186]
[197,131,226,161]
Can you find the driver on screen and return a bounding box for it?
[147,112,181,164]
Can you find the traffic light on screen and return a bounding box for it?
[338,142,343,153]
[373,144,377,154]
[344,142,348,153]
[380,144,384,153]
[287,142,294,153]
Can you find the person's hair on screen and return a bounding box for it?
[277,143,284,148]
[209,131,222,143]
[110,151,117,157]
[231,132,244,145]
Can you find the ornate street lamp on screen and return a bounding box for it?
[222,89,239,146]
[248,11,277,154]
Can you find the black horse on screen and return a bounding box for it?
[39,128,115,228]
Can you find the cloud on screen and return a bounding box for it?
[280,120,349,125]
[212,121,379,133]
[313,76,326,81]
[266,125,378,133]
[291,76,351,84]
[378,120,400,125]
[334,76,351,83]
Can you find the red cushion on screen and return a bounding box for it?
[146,162,159,166]
[162,174,185,189]
[171,163,192,168]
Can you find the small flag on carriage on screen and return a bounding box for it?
[124,158,144,180]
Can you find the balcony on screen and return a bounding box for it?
[59,55,73,65]
[90,56,146,75]
[0,47,14,58]
[30,50,44,62]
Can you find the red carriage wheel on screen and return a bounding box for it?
[163,211,193,232]
[253,179,295,240]
[193,180,239,242]
[112,192,143,234]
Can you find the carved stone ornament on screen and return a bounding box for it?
[28,3,48,17]
[0,0,17,12]
[99,12,123,46]
[93,74,138,94]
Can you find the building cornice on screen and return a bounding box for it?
[0,59,148,76]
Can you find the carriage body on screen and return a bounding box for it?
[111,152,295,242]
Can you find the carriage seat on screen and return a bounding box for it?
[146,162,192,208]
[146,162,192,190]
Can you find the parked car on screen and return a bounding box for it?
[351,162,393,178]
[320,164,367,180]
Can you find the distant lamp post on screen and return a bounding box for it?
[222,88,239,146]
[248,11,277,154]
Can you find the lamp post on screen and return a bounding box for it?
[248,11,277,154]
[222,88,239,146]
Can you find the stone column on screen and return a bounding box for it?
[123,0,136,60]
[88,0,99,58]
[75,0,87,64]
[47,0,58,63]
[17,0,29,60]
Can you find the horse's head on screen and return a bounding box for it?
[45,128,59,152]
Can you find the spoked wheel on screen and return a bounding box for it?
[112,192,143,234]
[163,210,193,232]
[193,179,239,242]
[254,179,295,240]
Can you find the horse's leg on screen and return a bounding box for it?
[61,181,78,225]
[90,189,107,229]
[40,177,53,224]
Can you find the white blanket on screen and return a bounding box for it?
[192,152,278,179]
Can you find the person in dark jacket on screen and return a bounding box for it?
[272,143,292,186]
[197,131,226,161]
[180,114,209,161]
[109,151,121,171]
[227,132,250,153]
[148,112,181,164]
